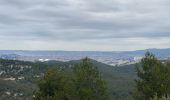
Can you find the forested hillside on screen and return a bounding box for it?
[0,59,136,100]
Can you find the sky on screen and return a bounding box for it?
[0,0,170,51]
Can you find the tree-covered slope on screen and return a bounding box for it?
[0,59,136,100]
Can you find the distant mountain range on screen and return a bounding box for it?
[0,48,170,56]
[0,48,170,66]
[122,48,170,57]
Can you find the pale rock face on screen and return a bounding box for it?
[18,76,25,80]
[5,91,11,96]
[3,77,16,81]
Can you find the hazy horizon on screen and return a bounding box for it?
[0,48,170,52]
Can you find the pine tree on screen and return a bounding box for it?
[33,68,73,100]
[73,58,109,100]
[134,52,170,100]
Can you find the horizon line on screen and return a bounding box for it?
[0,48,169,52]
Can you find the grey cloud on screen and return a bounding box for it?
[0,0,170,50]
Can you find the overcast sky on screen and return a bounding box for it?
[0,0,170,51]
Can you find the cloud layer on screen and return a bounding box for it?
[0,0,170,51]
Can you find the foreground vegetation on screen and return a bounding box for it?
[33,58,108,100]
[1,52,170,100]
[134,52,170,100]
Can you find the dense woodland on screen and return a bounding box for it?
[0,52,170,100]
